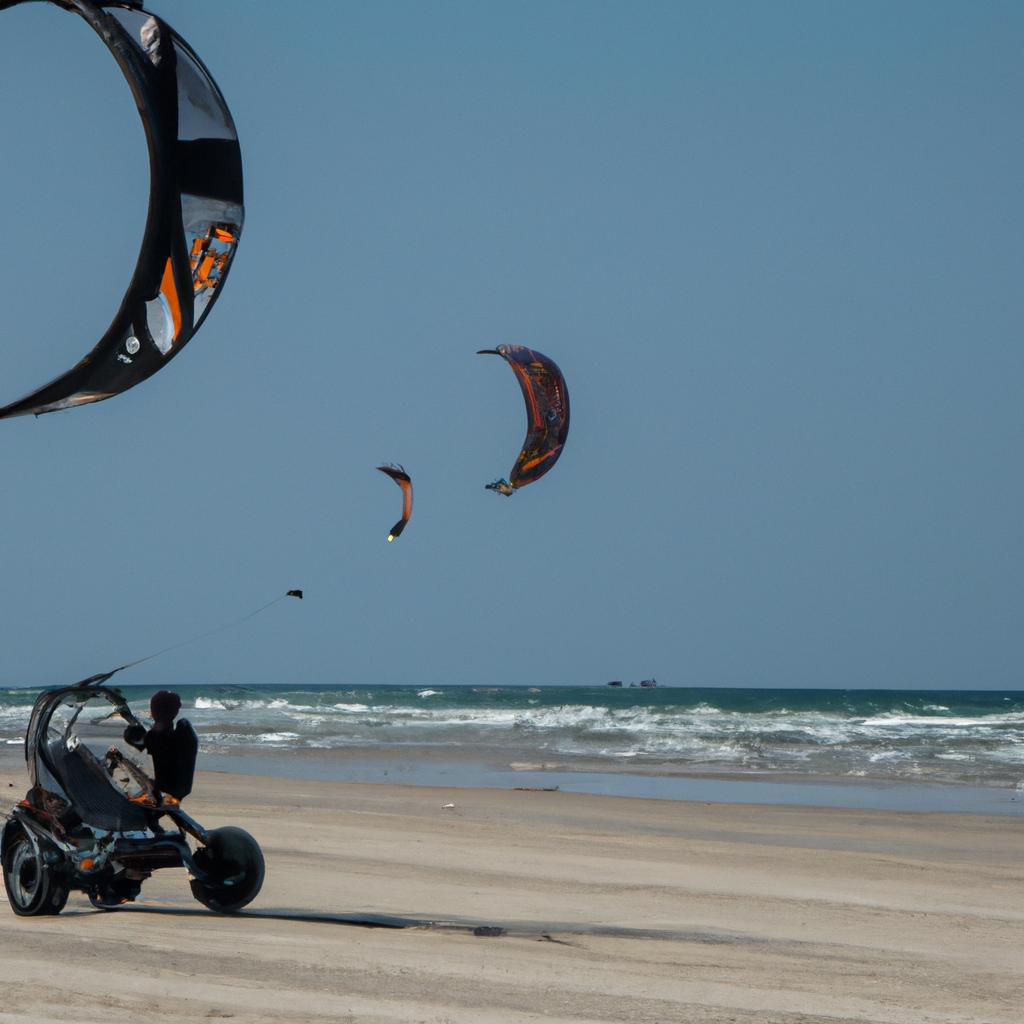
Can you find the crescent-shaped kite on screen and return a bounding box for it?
[377,464,413,541]
[477,345,570,495]
[0,0,243,419]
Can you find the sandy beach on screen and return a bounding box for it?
[1,764,1021,1024]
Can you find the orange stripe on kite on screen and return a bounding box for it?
[519,447,560,473]
[160,258,182,339]
[198,254,217,287]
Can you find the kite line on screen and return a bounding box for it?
[74,590,303,689]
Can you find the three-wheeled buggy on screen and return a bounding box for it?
[2,682,263,916]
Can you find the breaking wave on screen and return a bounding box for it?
[1,685,1022,786]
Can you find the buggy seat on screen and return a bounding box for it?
[46,738,150,832]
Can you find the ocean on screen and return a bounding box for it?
[3,684,1022,796]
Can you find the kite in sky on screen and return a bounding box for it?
[377,464,413,541]
[0,0,243,419]
[477,345,570,495]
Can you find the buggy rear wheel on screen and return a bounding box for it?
[2,829,69,917]
[190,826,264,913]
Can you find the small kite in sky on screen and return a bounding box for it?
[477,345,570,495]
[0,0,243,419]
[287,590,303,599]
[377,464,413,542]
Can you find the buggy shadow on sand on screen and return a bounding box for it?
[2,683,263,916]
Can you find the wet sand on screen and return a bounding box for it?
[1,766,1022,1023]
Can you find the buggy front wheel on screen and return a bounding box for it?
[189,827,264,913]
[2,828,69,917]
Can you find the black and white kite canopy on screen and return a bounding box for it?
[0,0,244,418]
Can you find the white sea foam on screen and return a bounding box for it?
[860,714,1023,727]
[194,697,231,710]
[90,686,1021,786]
[194,696,322,714]
[689,703,722,715]
[178,694,1024,783]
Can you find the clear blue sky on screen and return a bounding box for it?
[0,1,1021,689]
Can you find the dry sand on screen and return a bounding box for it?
[1,766,1022,1023]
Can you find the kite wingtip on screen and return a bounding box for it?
[485,479,515,496]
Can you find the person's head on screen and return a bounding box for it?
[150,690,182,725]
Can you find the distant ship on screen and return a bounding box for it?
[607,678,656,688]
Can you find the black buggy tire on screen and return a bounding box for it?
[189,826,264,913]
[2,829,69,917]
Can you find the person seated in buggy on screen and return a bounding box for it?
[122,690,198,802]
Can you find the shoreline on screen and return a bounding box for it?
[198,746,1024,816]
[3,743,1023,816]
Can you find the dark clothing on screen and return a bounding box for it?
[144,719,198,800]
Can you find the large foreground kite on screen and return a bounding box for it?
[0,0,243,418]
[477,345,570,495]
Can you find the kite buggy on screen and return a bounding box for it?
[2,682,264,916]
